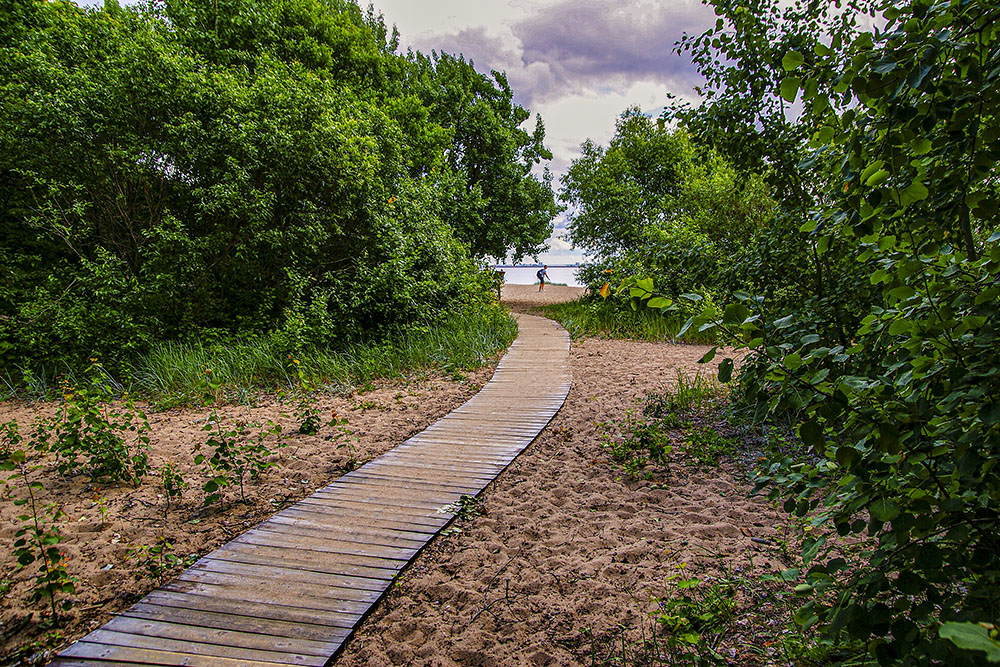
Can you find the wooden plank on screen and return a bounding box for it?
[185,557,389,591]
[60,638,323,666]
[278,505,445,532]
[142,589,362,629]
[231,530,417,563]
[121,603,351,644]
[161,580,373,616]
[175,570,381,604]
[257,517,429,547]
[101,617,336,657]
[336,472,484,495]
[204,542,399,581]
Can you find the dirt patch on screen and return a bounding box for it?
[0,368,494,659]
[334,337,788,667]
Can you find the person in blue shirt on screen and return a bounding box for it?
[536,265,548,292]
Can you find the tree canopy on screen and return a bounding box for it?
[0,0,557,369]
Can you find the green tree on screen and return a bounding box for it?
[561,108,775,298]
[665,0,1000,663]
[0,0,556,371]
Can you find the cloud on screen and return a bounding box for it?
[405,0,712,109]
[512,0,712,105]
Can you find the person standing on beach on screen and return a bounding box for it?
[536,265,548,291]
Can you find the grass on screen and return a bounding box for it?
[2,306,519,404]
[541,298,716,344]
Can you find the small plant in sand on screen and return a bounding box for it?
[286,357,323,435]
[194,365,225,404]
[680,428,737,468]
[326,412,358,470]
[600,412,673,479]
[127,535,184,579]
[194,412,282,504]
[2,431,77,621]
[645,371,726,419]
[648,564,737,665]
[90,490,110,530]
[159,462,187,517]
[36,363,151,486]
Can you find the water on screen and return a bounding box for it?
[494,265,584,288]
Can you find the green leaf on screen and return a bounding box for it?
[699,347,718,364]
[870,499,901,522]
[866,169,890,187]
[911,137,932,155]
[902,179,928,203]
[718,358,734,383]
[782,50,805,71]
[647,297,673,309]
[723,303,749,325]
[939,623,1000,662]
[799,420,822,447]
[780,76,800,103]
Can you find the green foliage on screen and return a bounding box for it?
[159,461,187,517]
[663,0,1000,663]
[130,303,516,404]
[127,534,189,580]
[601,411,674,479]
[939,623,1000,663]
[644,372,727,417]
[34,364,151,486]
[0,0,554,372]
[541,296,710,344]
[2,444,76,620]
[649,567,738,664]
[193,413,283,504]
[286,359,322,435]
[680,428,737,468]
[560,109,776,304]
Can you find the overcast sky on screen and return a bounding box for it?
[367,0,714,262]
[76,0,716,263]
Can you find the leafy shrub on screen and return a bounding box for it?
[37,365,150,486]
[193,413,283,504]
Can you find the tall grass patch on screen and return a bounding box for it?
[541,298,716,344]
[4,306,518,403]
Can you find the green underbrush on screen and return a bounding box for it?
[3,306,518,405]
[542,298,715,344]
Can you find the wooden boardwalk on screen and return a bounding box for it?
[52,314,571,666]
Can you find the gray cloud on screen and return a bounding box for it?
[408,1,713,109]
[513,0,713,103]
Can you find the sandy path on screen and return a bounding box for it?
[334,288,786,666]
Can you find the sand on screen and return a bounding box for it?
[334,287,787,666]
[2,285,790,664]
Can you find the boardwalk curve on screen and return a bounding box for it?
[52,313,571,666]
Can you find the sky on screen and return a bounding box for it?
[366,0,715,264]
[76,0,717,264]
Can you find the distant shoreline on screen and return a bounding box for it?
[494,264,580,268]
